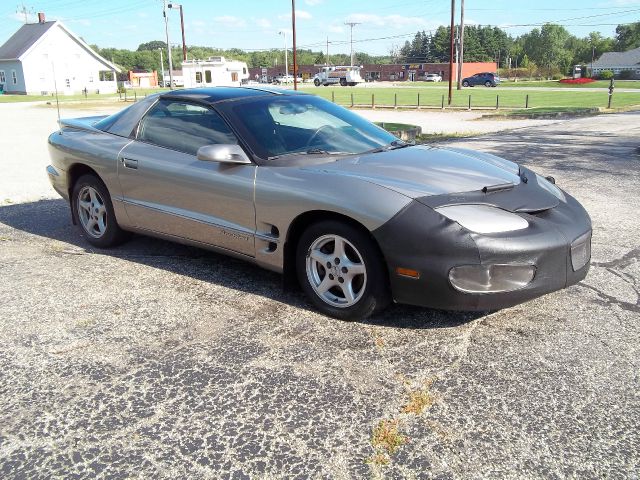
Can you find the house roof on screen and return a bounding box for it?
[592,47,640,68]
[0,21,57,60]
[0,20,120,72]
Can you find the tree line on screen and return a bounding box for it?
[92,21,640,76]
[399,22,640,76]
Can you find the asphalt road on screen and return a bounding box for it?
[0,110,638,479]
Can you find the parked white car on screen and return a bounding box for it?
[273,74,295,84]
[424,73,443,82]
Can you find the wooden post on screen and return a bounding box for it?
[441,94,445,109]
[417,93,420,108]
[332,91,335,103]
[351,92,354,107]
[394,93,397,109]
[468,95,471,110]
[496,94,499,110]
[525,94,529,109]
[134,91,137,102]
[372,93,374,108]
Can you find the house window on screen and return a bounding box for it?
[0,71,5,83]
[89,75,93,83]
[195,72,202,83]
[65,78,70,88]
[12,70,17,84]
[205,70,212,83]
[231,72,238,82]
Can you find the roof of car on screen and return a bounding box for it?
[160,86,308,104]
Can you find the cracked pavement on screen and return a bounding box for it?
[0,106,638,478]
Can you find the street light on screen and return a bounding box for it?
[168,3,187,61]
[162,0,174,89]
[158,48,165,88]
[279,31,289,83]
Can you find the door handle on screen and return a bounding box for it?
[121,157,138,169]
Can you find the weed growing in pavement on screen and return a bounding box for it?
[367,419,408,466]
[402,379,437,415]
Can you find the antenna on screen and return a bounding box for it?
[16,3,34,24]
[51,62,61,127]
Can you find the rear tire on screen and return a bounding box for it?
[296,221,391,320]
[485,81,492,87]
[71,174,130,248]
[340,78,347,86]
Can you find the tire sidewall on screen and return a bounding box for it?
[296,220,390,320]
[462,81,469,87]
[72,174,125,248]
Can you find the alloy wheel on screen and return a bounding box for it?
[77,186,107,238]
[305,234,367,308]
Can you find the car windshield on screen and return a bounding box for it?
[223,95,399,160]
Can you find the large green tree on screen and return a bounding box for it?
[615,22,640,51]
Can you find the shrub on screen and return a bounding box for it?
[559,78,596,84]
[619,70,633,80]
[552,74,564,80]
[599,70,614,80]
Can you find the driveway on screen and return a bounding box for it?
[0,104,638,478]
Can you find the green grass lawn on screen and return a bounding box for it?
[498,79,640,89]
[304,86,640,109]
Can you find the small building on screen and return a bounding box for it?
[182,57,249,88]
[249,62,498,83]
[591,47,640,79]
[128,70,158,88]
[0,13,120,95]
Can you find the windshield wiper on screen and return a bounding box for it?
[268,149,350,160]
[365,140,415,154]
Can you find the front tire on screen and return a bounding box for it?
[72,174,129,248]
[296,221,390,320]
[314,78,321,87]
[462,80,469,87]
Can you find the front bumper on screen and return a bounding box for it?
[372,193,591,311]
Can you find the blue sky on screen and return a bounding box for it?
[1,0,639,55]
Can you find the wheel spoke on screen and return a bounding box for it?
[316,274,334,294]
[97,215,106,234]
[333,237,346,259]
[89,188,98,205]
[78,200,91,213]
[341,281,356,303]
[309,248,332,266]
[85,218,96,232]
[343,260,365,275]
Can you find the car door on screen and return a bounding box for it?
[117,98,257,256]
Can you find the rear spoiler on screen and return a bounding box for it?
[58,115,108,132]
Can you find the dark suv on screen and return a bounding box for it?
[462,72,500,87]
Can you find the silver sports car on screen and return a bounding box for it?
[47,87,591,320]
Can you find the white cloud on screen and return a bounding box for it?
[279,9,312,20]
[255,18,272,29]
[214,15,246,28]
[345,13,434,29]
[192,19,206,27]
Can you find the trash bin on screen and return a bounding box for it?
[0,84,4,95]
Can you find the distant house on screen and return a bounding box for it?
[182,57,249,88]
[591,47,640,79]
[0,13,120,94]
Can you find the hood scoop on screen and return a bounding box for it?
[417,167,559,213]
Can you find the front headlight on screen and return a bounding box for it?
[435,205,528,234]
[536,174,566,202]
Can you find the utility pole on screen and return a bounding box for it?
[168,3,187,61]
[456,0,465,90]
[292,0,298,90]
[326,36,330,65]
[163,0,174,89]
[158,48,165,87]
[279,31,289,82]
[591,45,595,78]
[448,0,455,105]
[344,22,361,67]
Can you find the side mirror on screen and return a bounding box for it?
[196,144,251,164]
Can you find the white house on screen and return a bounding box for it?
[0,13,120,95]
[182,57,249,88]
[591,47,640,79]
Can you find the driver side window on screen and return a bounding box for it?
[138,99,238,155]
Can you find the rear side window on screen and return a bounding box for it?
[137,99,238,155]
